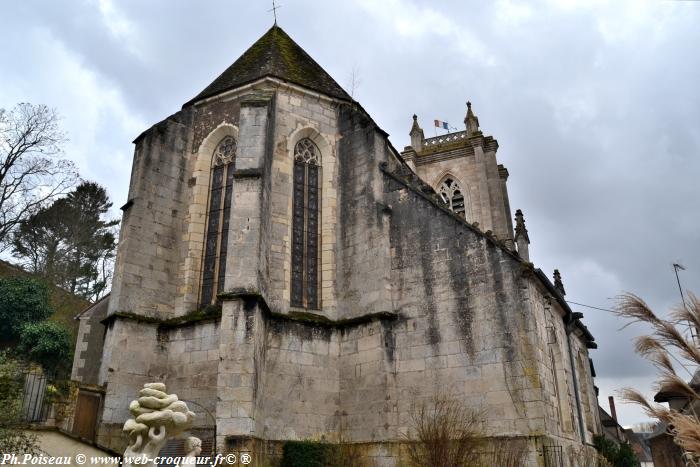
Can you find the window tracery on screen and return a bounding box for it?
[200,136,236,307]
[438,177,466,217]
[291,138,320,309]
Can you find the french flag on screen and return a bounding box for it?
[434,119,449,129]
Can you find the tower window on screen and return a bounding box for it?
[438,178,466,217]
[291,138,320,309]
[200,136,236,307]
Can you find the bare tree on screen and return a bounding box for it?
[404,394,485,466]
[0,103,77,251]
[348,66,361,101]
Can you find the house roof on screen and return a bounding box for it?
[184,25,351,107]
[74,293,110,319]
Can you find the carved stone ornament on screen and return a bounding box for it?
[122,383,200,467]
[294,138,319,165]
[214,136,236,167]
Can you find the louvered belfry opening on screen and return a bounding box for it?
[200,136,236,307]
[438,177,466,218]
[291,138,320,310]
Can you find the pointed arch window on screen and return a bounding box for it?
[438,177,466,217]
[200,136,236,307]
[291,138,320,309]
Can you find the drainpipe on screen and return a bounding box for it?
[566,314,587,444]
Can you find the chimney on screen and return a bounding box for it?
[608,396,618,422]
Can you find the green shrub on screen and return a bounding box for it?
[0,277,53,340]
[281,440,330,467]
[18,321,72,373]
[593,435,640,467]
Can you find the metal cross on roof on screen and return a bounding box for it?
[269,0,282,24]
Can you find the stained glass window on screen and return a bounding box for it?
[438,178,466,218]
[200,136,236,307]
[291,138,320,309]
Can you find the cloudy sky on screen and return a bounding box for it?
[2,0,699,427]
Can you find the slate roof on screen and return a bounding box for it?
[184,25,351,106]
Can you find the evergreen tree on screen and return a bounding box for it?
[61,181,119,298]
[12,181,118,299]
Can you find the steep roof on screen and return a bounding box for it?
[185,25,351,106]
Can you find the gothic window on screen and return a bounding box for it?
[291,138,320,309]
[438,178,466,217]
[200,136,236,307]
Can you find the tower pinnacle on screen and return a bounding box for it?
[409,114,425,151]
[514,209,530,261]
[464,101,480,136]
[553,269,566,297]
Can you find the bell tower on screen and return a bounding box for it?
[401,101,514,247]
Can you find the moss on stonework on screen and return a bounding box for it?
[161,304,222,328]
[217,288,263,301]
[418,138,472,157]
[105,305,222,329]
[270,309,398,330]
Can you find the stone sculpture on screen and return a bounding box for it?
[122,382,200,467]
[181,437,203,467]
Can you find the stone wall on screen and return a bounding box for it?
[97,318,166,451]
[165,320,220,429]
[71,295,109,385]
[383,169,547,438]
[108,111,192,320]
[255,316,340,440]
[334,107,395,321]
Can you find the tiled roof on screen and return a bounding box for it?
[185,25,351,106]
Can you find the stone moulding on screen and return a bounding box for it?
[102,291,398,332]
[102,306,222,329]
[232,168,263,178]
[218,288,400,330]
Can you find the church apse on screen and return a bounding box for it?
[83,24,600,464]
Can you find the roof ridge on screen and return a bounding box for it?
[184,25,350,107]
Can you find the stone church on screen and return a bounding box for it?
[71,25,601,464]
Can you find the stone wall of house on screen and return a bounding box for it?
[71,296,109,385]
